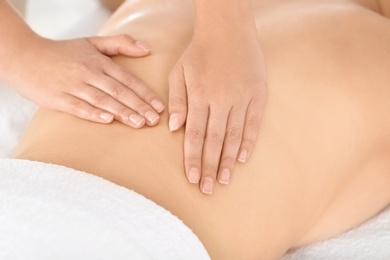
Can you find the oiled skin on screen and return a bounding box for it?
[14,0,390,258]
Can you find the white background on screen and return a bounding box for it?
[25,0,109,38]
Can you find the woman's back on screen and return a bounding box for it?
[14,0,390,258]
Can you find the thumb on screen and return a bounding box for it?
[87,34,151,57]
[168,66,188,132]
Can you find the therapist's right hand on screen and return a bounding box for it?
[8,34,165,128]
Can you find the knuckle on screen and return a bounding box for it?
[89,108,101,119]
[143,90,157,102]
[137,87,156,102]
[221,155,236,166]
[225,126,242,141]
[185,154,201,163]
[203,164,218,176]
[68,100,95,119]
[169,95,186,109]
[69,101,83,116]
[205,131,223,147]
[242,137,256,148]
[114,107,128,119]
[91,93,110,106]
[245,115,260,128]
[123,76,139,88]
[186,127,204,144]
[135,103,151,114]
[111,85,126,99]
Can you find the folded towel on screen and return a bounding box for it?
[0,159,210,260]
[1,158,390,259]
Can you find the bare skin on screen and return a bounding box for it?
[101,0,268,194]
[13,0,390,258]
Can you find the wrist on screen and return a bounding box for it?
[0,32,46,85]
[192,0,255,28]
[191,0,258,40]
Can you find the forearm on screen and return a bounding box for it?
[0,0,40,79]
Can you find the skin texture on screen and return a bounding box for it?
[0,0,165,128]
[13,0,390,258]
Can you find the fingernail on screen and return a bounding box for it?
[202,177,214,195]
[188,168,200,184]
[169,113,180,132]
[219,169,230,185]
[129,114,145,127]
[100,112,114,122]
[238,149,248,163]
[135,40,151,52]
[145,111,160,125]
[151,99,165,113]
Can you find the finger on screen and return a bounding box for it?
[184,104,208,186]
[238,98,265,163]
[201,108,229,195]
[58,94,115,124]
[217,106,246,185]
[70,84,147,128]
[168,66,188,132]
[104,62,165,113]
[86,75,160,126]
[87,34,151,57]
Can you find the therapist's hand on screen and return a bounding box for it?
[168,30,267,195]
[11,34,164,127]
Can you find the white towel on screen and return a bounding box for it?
[0,159,210,260]
[1,159,390,259]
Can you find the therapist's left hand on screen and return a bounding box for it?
[168,30,267,195]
